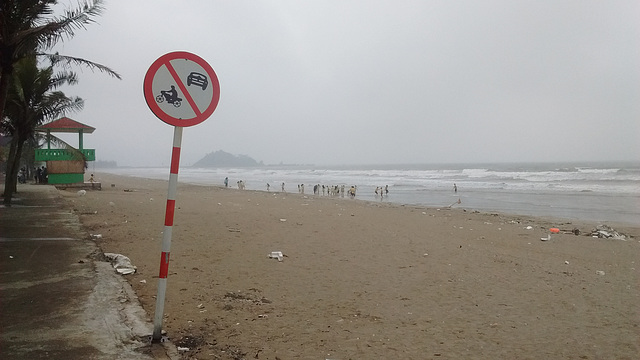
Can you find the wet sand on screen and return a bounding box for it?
[62,172,640,359]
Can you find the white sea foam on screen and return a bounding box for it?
[99,162,640,225]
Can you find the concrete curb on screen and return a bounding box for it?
[0,183,178,359]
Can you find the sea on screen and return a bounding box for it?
[98,162,640,226]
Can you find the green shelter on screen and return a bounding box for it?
[35,117,96,185]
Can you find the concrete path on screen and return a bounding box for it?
[0,184,176,359]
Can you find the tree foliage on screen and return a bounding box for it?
[0,0,120,204]
[2,56,84,201]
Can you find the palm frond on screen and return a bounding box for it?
[43,52,121,79]
[41,93,84,119]
[14,0,105,52]
[49,70,79,88]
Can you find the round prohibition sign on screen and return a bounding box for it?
[144,51,220,127]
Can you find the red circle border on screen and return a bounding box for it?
[143,51,220,127]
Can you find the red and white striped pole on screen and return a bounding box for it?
[152,126,183,341]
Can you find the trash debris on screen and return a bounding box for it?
[268,251,284,262]
[139,279,146,284]
[589,225,628,240]
[525,226,533,230]
[103,253,137,275]
[596,270,605,276]
[280,218,287,222]
[541,234,551,241]
[553,227,580,235]
[177,347,189,352]
[91,234,102,240]
[564,261,570,265]
[77,190,87,196]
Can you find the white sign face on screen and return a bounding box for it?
[144,52,220,127]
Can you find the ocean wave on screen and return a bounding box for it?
[102,164,640,196]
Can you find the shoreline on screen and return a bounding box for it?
[95,166,640,228]
[199,184,640,230]
[62,172,639,359]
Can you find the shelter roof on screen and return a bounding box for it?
[36,117,95,134]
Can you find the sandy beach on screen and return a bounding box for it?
[60,173,640,359]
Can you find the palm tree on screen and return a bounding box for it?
[0,0,120,205]
[0,0,119,120]
[0,0,120,204]
[2,56,83,204]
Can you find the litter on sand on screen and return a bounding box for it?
[268,251,284,262]
[103,253,137,275]
[589,225,628,240]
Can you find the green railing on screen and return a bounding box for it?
[35,148,95,161]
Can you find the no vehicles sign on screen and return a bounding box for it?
[144,51,220,127]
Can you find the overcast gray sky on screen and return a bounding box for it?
[51,0,639,167]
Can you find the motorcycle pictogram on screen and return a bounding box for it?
[156,85,182,107]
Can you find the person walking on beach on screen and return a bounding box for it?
[267,183,270,192]
[282,182,285,192]
[454,183,457,193]
[224,177,228,187]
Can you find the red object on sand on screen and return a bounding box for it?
[550,228,560,233]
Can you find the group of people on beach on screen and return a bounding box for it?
[298,184,360,198]
[17,166,47,184]
[374,185,389,197]
[223,177,391,200]
[222,177,247,190]
[311,184,344,197]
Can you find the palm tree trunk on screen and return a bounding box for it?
[2,135,23,206]
[0,65,12,127]
[0,67,14,205]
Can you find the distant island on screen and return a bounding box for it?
[192,150,263,167]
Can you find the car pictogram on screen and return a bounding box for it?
[187,72,208,90]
